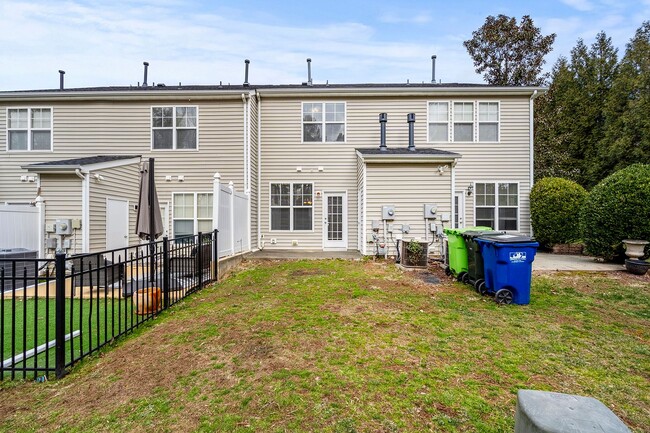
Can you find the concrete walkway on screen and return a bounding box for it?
[533,252,624,272]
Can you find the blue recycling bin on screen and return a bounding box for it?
[475,234,539,305]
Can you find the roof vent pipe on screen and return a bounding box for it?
[431,55,437,83]
[142,61,149,87]
[307,58,312,86]
[244,59,250,86]
[379,113,388,151]
[407,113,416,151]
[58,70,65,90]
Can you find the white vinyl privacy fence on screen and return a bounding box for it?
[0,204,40,251]
[214,175,250,258]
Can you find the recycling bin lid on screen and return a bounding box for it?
[477,233,536,244]
[444,226,492,235]
[461,230,504,240]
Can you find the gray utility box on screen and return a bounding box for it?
[381,205,395,220]
[515,390,631,433]
[423,204,438,219]
[0,248,39,292]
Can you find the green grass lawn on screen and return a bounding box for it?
[0,259,648,433]
[2,296,143,379]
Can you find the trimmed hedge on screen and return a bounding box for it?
[581,164,650,260]
[530,177,587,247]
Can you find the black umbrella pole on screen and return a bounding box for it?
[149,158,155,282]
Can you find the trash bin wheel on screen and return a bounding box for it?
[461,273,470,284]
[477,280,488,296]
[444,266,451,276]
[457,271,467,282]
[495,288,513,305]
[474,279,484,293]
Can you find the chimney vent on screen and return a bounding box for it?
[307,58,312,86]
[142,61,149,87]
[58,70,65,90]
[379,113,388,151]
[431,55,437,83]
[407,113,416,151]
[244,59,250,86]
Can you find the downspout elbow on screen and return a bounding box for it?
[75,168,86,180]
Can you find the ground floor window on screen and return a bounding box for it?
[475,182,518,230]
[270,182,313,231]
[172,192,213,238]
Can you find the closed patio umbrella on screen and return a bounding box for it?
[136,158,163,241]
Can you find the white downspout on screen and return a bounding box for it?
[75,168,90,253]
[241,93,249,192]
[35,176,44,258]
[451,162,456,230]
[529,90,540,236]
[256,91,262,250]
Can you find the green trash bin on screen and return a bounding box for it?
[443,226,492,281]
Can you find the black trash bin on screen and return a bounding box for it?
[461,230,503,294]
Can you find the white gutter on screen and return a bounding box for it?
[258,86,548,98]
[0,89,249,102]
[75,169,90,253]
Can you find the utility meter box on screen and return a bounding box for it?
[381,205,396,220]
[423,204,438,219]
[55,219,73,235]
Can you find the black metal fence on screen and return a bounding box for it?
[1,230,218,380]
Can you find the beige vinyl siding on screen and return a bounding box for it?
[425,96,531,233]
[40,174,83,255]
[248,92,259,249]
[88,163,140,252]
[0,100,247,222]
[259,93,532,251]
[259,98,359,250]
[364,163,451,257]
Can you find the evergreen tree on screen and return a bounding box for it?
[600,21,650,173]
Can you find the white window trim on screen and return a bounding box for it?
[472,181,520,231]
[426,101,451,143]
[301,102,347,144]
[451,101,475,143]
[268,181,315,232]
[477,101,501,143]
[171,191,213,238]
[6,107,54,152]
[150,106,200,151]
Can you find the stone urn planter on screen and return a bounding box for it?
[622,239,649,259]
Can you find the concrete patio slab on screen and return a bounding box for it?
[247,249,363,260]
[533,252,624,272]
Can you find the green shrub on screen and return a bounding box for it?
[581,164,650,260]
[530,177,587,247]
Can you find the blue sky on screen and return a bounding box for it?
[1,0,648,90]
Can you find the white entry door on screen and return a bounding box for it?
[106,198,129,251]
[454,191,466,229]
[323,192,348,249]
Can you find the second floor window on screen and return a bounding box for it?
[478,102,499,142]
[302,102,345,142]
[428,102,449,142]
[152,106,197,150]
[453,102,474,142]
[7,108,52,151]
